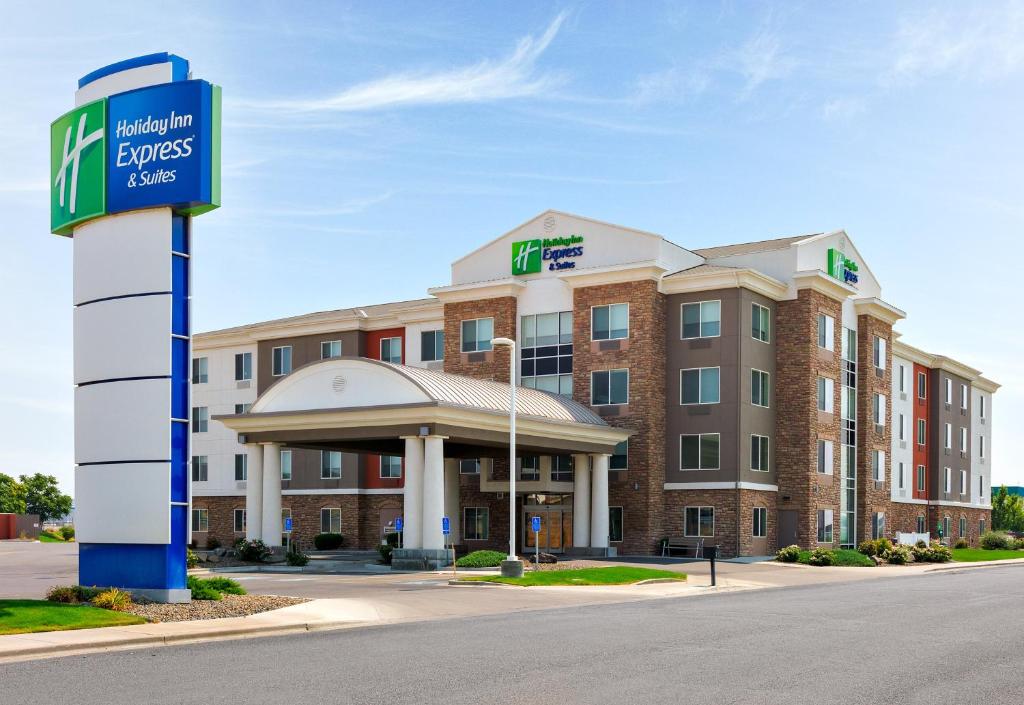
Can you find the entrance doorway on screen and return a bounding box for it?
[523,494,573,554]
[778,510,798,548]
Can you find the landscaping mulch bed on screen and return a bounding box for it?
[528,559,615,571]
[126,594,309,623]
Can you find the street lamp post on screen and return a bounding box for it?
[491,336,523,578]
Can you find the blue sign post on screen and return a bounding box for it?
[395,516,403,549]
[531,515,541,570]
[284,517,292,532]
[442,516,451,535]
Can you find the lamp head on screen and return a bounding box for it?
[491,337,515,348]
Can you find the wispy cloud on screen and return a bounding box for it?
[235,13,568,114]
[732,26,796,97]
[633,65,710,103]
[885,2,1024,85]
[256,192,395,218]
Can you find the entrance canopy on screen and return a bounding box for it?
[216,357,630,458]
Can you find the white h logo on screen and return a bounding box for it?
[54,112,103,215]
[515,241,539,271]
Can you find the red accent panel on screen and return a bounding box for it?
[363,454,405,490]
[365,327,405,363]
[913,364,931,500]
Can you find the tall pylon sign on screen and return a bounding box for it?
[52,53,221,602]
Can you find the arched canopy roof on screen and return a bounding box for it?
[217,358,630,458]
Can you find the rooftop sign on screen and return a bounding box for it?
[512,235,584,275]
[827,247,859,285]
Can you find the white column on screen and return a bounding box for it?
[261,443,282,547]
[244,444,263,542]
[590,453,610,549]
[444,458,461,544]
[572,453,591,548]
[422,436,446,550]
[402,437,424,549]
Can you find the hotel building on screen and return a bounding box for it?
[189,210,997,559]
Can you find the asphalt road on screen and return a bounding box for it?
[3,564,1022,705]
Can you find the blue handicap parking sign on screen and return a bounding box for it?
[442,516,451,535]
[284,517,292,532]
[395,517,403,532]
[531,515,541,533]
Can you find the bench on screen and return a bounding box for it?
[661,537,706,558]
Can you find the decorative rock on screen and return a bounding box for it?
[527,552,558,564]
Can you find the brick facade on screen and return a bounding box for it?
[856,314,893,542]
[443,297,517,382]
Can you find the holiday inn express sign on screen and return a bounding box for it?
[51,76,221,234]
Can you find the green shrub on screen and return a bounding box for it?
[201,576,246,595]
[92,588,133,611]
[187,581,223,601]
[857,540,877,556]
[58,525,75,540]
[885,544,913,565]
[913,541,952,563]
[383,532,400,547]
[46,585,82,603]
[378,543,394,565]
[776,545,801,563]
[954,538,969,549]
[915,539,928,549]
[455,550,507,568]
[980,531,1012,550]
[205,537,222,550]
[313,533,344,550]
[875,538,893,556]
[286,541,309,566]
[807,547,836,566]
[184,575,245,600]
[186,548,199,569]
[40,529,64,541]
[1013,538,1024,551]
[235,539,272,562]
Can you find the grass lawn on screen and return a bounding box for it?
[0,600,146,635]
[795,548,875,567]
[952,548,1024,562]
[463,566,687,586]
[37,534,65,543]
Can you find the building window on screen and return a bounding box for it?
[321,340,342,359]
[960,384,968,410]
[235,352,252,381]
[461,318,494,353]
[272,346,292,376]
[611,440,628,470]
[592,303,629,341]
[898,365,907,393]
[917,465,926,492]
[680,433,720,471]
[552,456,574,482]
[191,357,208,383]
[463,507,489,540]
[817,377,835,413]
[871,512,886,540]
[979,475,985,501]
[191,406,208,433]
[980,519,986,535]
[380,337,402,364]
[872,450,885,482]
[420,330,445,362]
[917,515,926,533]
[233,509,246,533]
[751,303,770,343]
[944,467,951,494]
[191,508,209,532]
[234,403,251,414]
[979,395,986,419]
[592,369,629,405]
[872,336,887,370]
[281,450,292,480]
[817,314,835,351]
[943,516,951,540]
[681,300,720,339]
[873,394,886,425]
[234,453,247,482]
[751,369,770,408]
[898,413,906,441]
[817,439,834,475]
[321,508,341,534]
[959,427,967,453]
[680,367,720,405]
[519,456,540,481]
[750,435,769,472]
[944,378,953,405]
[959,516,967,537]
[321,451,342,479]
[817,509,834,543]
[944,423,952,449]
[917,371,927,399]
[896,462,905,490]
[960,469,967,496]
[684,506,715,537]
[752,507,768,538]
[380,455,402,479]
[521,311,573,396]
[459,459,480,475]
[609,507,623,542]
[917,419,926,446]
[191,455,208,482]
[980,435,985,458]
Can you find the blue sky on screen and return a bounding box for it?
[1,1,1021,492]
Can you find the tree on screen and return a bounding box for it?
[0,473,26,514]
[992,485,1024,533]
[19,474,72,523]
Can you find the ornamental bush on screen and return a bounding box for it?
[1013,538,1024,550]
[286,541,309,566]
[58,525,75,541]
[776,545,801,563]
[885,544,913,565]
[46,585,102,603]
[980,531,1012,550]
[92,588,133,611]
[912,541,952,563]
[807,547,836,566]
[236,538,272,562]
[455,550,507,568]
[857,540,877,556]
[378,543,394,565]
[313,533,344,550]
[186,548,199,569]
[954,538,969,549]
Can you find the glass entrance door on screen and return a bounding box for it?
[523,494,573,553]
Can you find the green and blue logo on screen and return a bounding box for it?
[51,99,107,234]
[512,239,543,275]
[827,247,859,285]
[512,235,585,275]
